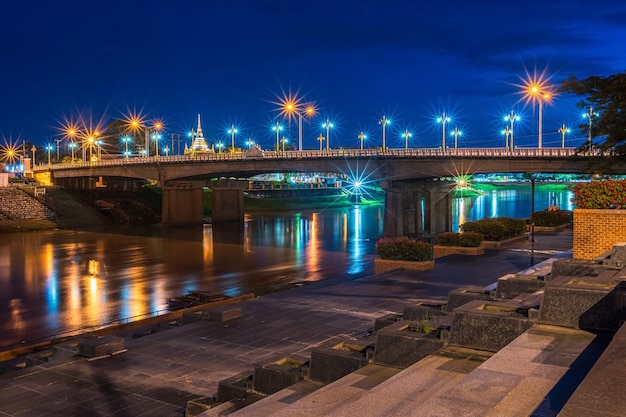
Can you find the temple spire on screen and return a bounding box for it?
[196,114,204,137]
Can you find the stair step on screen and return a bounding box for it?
[228,379,323,417]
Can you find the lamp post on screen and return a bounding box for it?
[31,145,36,166]
[121,135,132,159]
[164,145,170,157]
[402,129,412,149]
[151,133,162,158]
[246,139,254,150]
[228,124,238,150]
[317,134,325,151]
[298,104,316,151]
[504,111,520,151]
[281,137,288,152]
[45,144,53,165]
[378,115,390,150]
[527,86,552,148]
[451,127,462,149]
[502,126,511,152]
[558,124,570,148]
[68,142,77,162]
[583,106,598,153]
[437,112,450,151]
[358,131,367,150]
[95,139,103,161]
[216,142,224,153]
[272,122,283,151]
[322,119,333,151]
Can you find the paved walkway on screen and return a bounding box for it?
[0,231,573,417]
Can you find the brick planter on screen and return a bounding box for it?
[374,258,434,274]
[573,209,626,260]
[433,245,484,258]
[481,234,528,248]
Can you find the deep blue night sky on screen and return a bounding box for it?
[1,0,625,151]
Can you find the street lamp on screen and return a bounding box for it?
[358,131,367,150]
[437,112,450,151]
[45,144,53,165]
[246,139,254,150]
[121,135,132,160]
[317,134,325,151]
[402,129,412,149]
[216,142,224,153]
[272,122,283,151]
[95,139,103,161]
[583,106,598,153]
[31,145,36,165]
[228,124,238,150]
[298,104,316,151]
[281,137,288,152]
[378,116,390,150]
[558,124,571,148]
[502,126,511,152]
[151,133,162,157]
[164,145,170,157]
[68,142,77,162]
[322,119,334,151]
[504,111,520,150]
[451,127,462,149]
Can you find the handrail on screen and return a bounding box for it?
[32,147,586,172]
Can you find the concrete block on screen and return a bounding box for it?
[253,356,307,395]
[78,335,125,358]
[309,343,369,384]
[208,306,242,321]
[373,320,445,369]
[446,285,491,312]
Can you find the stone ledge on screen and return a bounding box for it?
[374,258,434,274]
[434,245,484,258]
[481,234,528,248]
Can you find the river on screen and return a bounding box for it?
[0,186,573,349]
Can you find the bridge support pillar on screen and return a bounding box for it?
[382,180,451,238]
[210,180,248,223]
[162,184,204,226]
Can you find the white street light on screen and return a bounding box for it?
[504,111,520,151]
[228,124,238,150]
[558,124,571,148]
[583,106,598,153]
[437,112,450,151]
[502,126,511,151]
[378,116,390,150]
[358,131,367,150]
[402,129,412,149]
[272,122,283,151]
[317,134,325,151]
[322,119,334,151]
[451,127,462,149]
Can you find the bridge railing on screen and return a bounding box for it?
[33,146,583,171]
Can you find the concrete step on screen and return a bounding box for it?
[262,364,402,417]
[321,325,597,417]
[323,347,488,417]
[227,379,323,417]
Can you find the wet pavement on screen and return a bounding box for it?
[0,230,573,417]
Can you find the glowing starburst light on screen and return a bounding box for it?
[513,67,555,107]
[271,90,302,122]
[0,139,22,164]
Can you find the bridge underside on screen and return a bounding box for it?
[383,179,452,237]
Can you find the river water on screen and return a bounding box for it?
[0,186,573,349]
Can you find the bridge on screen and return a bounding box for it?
[33,147,594,236]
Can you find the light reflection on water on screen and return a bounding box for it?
[0,187,572,348]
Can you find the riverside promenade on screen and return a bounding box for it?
[0,231,575,417]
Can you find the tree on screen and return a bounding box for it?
[559,72,626,171]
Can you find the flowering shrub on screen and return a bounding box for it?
[375,236,434,262]
[570,180,626,209]
[460,217,526,241]
[530,210,573,227]
[435,231,483,247]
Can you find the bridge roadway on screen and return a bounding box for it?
[34,147,591,235]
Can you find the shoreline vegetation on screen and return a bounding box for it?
[0,182,571,233]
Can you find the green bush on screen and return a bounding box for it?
[375,236,434,262]
[435,231,483,247]
[530,210,573,227]
[460,217,526,241]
